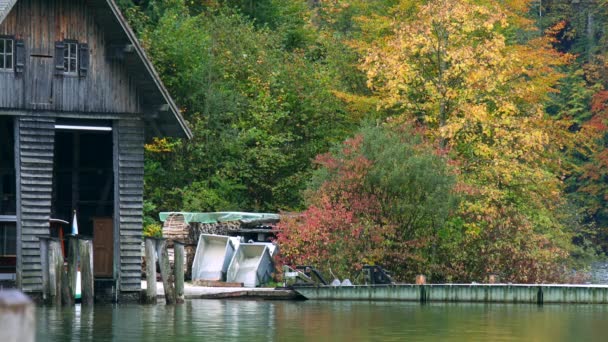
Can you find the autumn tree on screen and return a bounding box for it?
[360,0,577,282]
[278,124,457,280]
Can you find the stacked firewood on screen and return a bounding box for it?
[162,214,241,245]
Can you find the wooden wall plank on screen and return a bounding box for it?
[115,119,144,293]
[17,116,55,293]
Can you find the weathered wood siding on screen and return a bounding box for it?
[115,119,144,292]
[0,0,140,113]
[16,117,54,292]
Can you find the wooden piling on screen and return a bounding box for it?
[66,235,78,299]
[39,237,50,302]
[48,239,64,306]
[0,290,35,342]
[61,265,73,306]
[144,238,157,304]
[158,239,176,304]
[79,238,94,305]
[174,241,185,304]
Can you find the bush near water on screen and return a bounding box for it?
[118,0,608,283]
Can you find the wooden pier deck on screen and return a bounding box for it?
[293,284,608,304]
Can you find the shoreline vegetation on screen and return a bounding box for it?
[119,1,608,284]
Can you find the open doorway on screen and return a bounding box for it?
[0,116,16,279]
[53,122,114,278]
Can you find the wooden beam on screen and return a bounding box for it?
[0,110,141,120]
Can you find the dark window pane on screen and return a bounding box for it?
[5,55,11,69]
[0,57,4,69]
[5,40,11,54]
[0,39,4,54]
[0,224,16,255]
[64,56,69,71]
[70,58,76,72]
[6,224,16,255]
[0,117,16,217]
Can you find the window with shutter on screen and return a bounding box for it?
[56,40,89,77]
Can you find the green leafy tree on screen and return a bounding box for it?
[136,4,354,212]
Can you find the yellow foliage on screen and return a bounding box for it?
[144,137,177,153]
[359,0,574,259]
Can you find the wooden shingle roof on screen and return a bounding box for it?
[0,0,192,139]
[0,0,17,23]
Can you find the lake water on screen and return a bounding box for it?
[36,299,608,341]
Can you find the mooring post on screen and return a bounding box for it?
[39,237,50,303]
[48,239,64,306]
[66,235,78,299]
[61,264,73,306]
[174,241,185,304]
[144,237,157,304]
[158,238,176,304]
[79,238,94,305]
[0,290,35,342]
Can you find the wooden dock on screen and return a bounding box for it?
[142,281,301,300]
[293,284,608,304]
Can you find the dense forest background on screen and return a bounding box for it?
[117,0,608,282]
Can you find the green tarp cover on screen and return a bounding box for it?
[159,212,280,225]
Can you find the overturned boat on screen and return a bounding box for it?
[226,243,274,287]
[191,234,239,281]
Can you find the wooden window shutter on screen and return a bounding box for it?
[14,39,25,74]
[79,43,89,77]
[54,41,65,75]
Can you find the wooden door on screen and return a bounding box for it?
[26,55,54,109]
[24,0,54,110]
[93,217,113,277]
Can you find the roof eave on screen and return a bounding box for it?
[105,0,192,139]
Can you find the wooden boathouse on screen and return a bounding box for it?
[0,0,191,301]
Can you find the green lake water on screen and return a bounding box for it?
[36,300,608,341]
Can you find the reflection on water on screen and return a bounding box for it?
[36,300,608,341]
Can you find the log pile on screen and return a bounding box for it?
[162,213,241,245]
